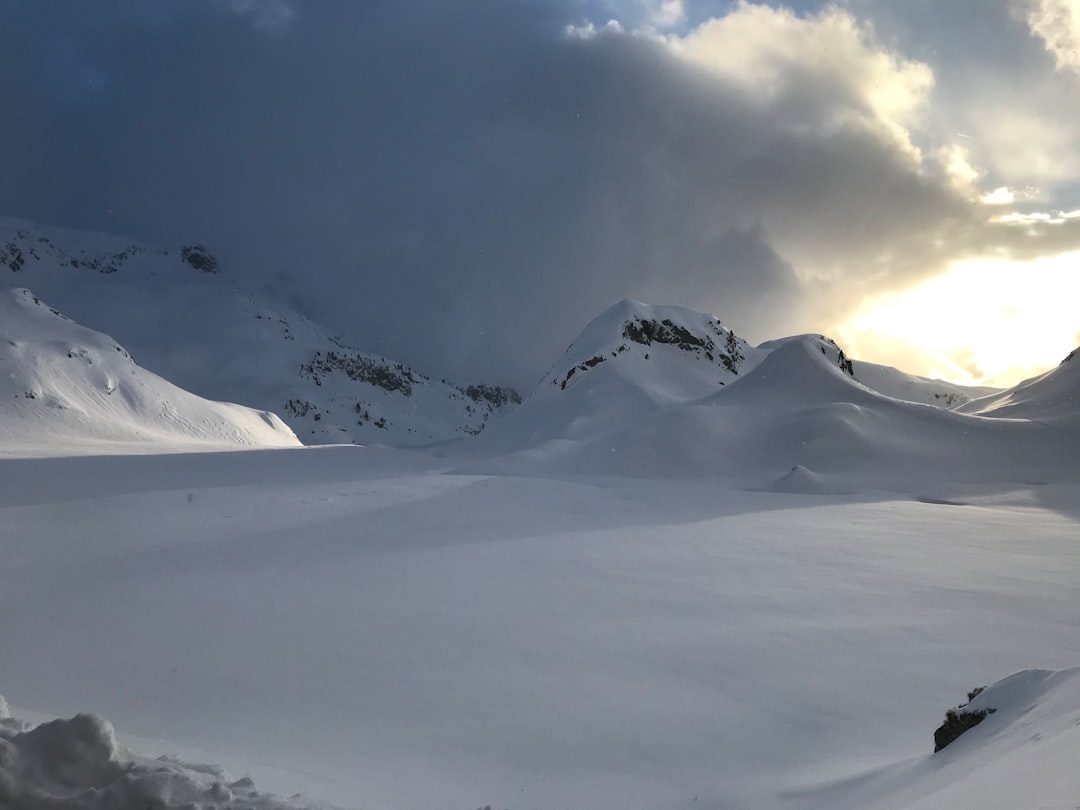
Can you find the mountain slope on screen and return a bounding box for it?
[817,353,996,408]
[958,346,1080,422]
[0,288,299,457]
[0,218,519,447]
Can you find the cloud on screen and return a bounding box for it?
[981,186,1016,205]
[3,1,1080,389]
[225,0,295,31]
[1017,0,1080,75]
[663,3,934,156]
[644,0,686,29]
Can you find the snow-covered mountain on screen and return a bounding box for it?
[474,299,764,449]
[0,288,299,456]
[958,346,1080,422]
[461,313,1075,492]
[1,218,519,447]
[4,222,1080,810]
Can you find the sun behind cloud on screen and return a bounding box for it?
[839,251,1080,387]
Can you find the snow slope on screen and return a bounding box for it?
[0,218,519,447]
[0,288,299,456]
[1,447,1078,810]
[959,345,1080,422]
[817,352,996,408]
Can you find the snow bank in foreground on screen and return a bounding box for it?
[0,698,333,810]
[799,666,1080,810]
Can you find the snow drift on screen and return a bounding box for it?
[0,698,329,809]
[0,288,299,456]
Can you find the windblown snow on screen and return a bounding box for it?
[3,218,1080,810]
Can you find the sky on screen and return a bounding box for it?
[3,0,1080,390]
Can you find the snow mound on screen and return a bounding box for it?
[959,346,1080,422]
[0,288,300,456]
[0,700,331,809]
[473,299,762,451]
[0,218,519,447]
[772,464,834,494]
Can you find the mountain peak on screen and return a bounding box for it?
[546,300,755,394]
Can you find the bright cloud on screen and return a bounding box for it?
[662,3,934,155]
[1018,0,1080,75]
[644,0,686,29]
[982,186,1016,205]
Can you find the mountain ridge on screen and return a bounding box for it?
[1,218,520,448]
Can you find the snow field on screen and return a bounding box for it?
[1,447,1078,809]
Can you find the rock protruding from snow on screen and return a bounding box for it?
[933,686,997,752]
[0,698,331,809]
[0,288,300,457]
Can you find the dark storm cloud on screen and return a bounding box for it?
[2,1,1076,388]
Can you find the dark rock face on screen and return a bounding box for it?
[180,244,219,273]
[623,318,710,352]
[560,355,607,390]
[933,686,996,752]
[621,317,745,374]
[463,384,522,409]
[300,350,418,395]
[2,241,25,272]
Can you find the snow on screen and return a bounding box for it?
[472,299,761,449]
[460,333,1077,494]
[0,288,299,456]
[0,706,328,809]
[959,347,1080,422]
[3,220,1080,809]
[0,219,519,447]
[2,445,1079,810]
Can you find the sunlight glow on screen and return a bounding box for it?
[842,252,1080,387]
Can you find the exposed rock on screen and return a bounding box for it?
[934,686,996,752]
[300,350,418,396]
[462,383,522,409]
[180,243,219,273]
